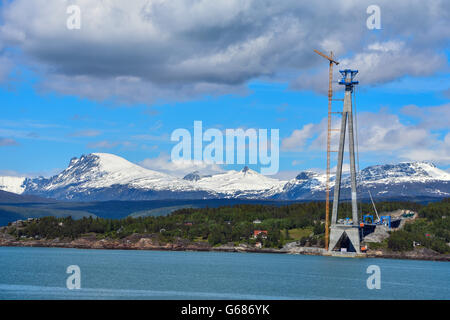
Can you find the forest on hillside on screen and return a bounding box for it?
[5,199,449,253]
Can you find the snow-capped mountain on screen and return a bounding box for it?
[277,161,450,200]
[356,162,450,184]
[22,153,210,200]
[17,153,283,201]
[194,166,285,199]
[0,153,448,201]
[277,171,328,200]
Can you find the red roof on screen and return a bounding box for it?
[253,230,268,237]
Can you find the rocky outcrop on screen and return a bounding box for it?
[282,241,326,255]
[367,247,450,261]
[363,225,390,242]
[1,228,449,261]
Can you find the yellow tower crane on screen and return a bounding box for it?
[313,49,339,251]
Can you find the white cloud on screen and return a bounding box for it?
[0,0,448,102]
[0,56,13,83]
[281,105,450,165]
[139,153,223,177]
[0,169,24,177]
[281,124,316,151]
[0,167,63,178]
[340,41,445,85]
[354,111,429,152]
[400,133,450,163]
[401,104,450,130]
[293,41,447,93]
[331,163,350,174]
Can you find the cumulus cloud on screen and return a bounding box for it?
[281,123,316,151]
[139,153,223,177]
[0,55,13,83]
[0,0,448,102]
[351,111,430,152]
[399,133,450,163]
[281,105,450,165]
[401,104,450,130]
[292,41,447,94]
[344,41,444,82]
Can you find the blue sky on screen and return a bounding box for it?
[0,1,449,179]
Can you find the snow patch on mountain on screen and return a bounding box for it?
[0,176,26,194]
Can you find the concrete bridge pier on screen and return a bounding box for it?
[328,225,361,253]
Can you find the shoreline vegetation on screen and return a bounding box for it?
[1,199,449,261]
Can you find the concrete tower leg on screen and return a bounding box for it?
[346,90,359,225]
[345,228,361,253]
[328,228,344,252]
[328,226,361,253]
[331,111,347,225]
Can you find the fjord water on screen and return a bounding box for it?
[0,247,448,300]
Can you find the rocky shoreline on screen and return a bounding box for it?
[1,231,449,261]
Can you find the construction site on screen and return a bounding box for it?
[313,49,418,257]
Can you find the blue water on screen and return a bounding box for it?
[0,247,448,299]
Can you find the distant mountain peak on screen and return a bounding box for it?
[68,156,78,167]
[295,171,319,180]
[359,161,449,182]
[399,160,435,166]
[240,166,261,176]
[183,171,202,181]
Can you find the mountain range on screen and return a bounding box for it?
[0,153,449,201]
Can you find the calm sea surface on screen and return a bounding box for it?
[0,247,448,299]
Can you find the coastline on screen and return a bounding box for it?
[1,234,449,262]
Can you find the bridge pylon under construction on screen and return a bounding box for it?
[328,69,361,253]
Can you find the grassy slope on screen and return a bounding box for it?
[287,227,314,240]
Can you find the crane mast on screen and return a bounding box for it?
[313,49,339,251]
